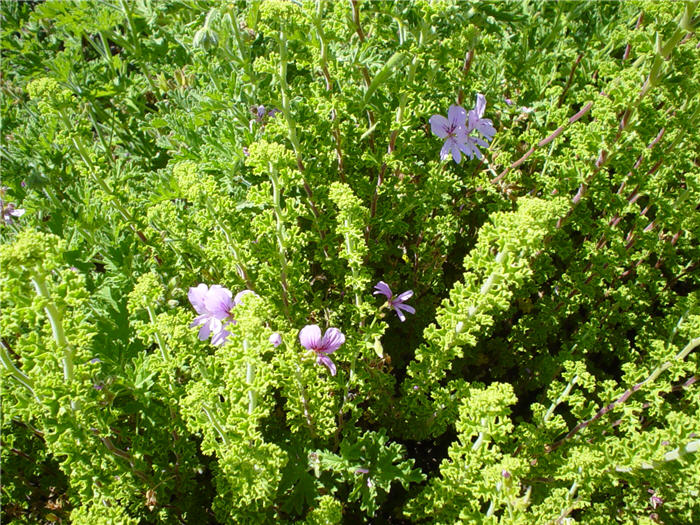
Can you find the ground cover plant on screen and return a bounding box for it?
[1,1,699,523]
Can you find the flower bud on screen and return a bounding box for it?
[193,27,218,51]
[373,337,384,358]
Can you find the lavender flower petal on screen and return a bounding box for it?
[204,285,234,319]
[467,94,496,142]
[396,303,416,315]
[449,139,462,164]
[431,105,473,164]
[447,104,467,128]
[320,328,345,354]
[299,324,322,350]
[439,140,454,162]
[460,137,483,160]
[188,284,209,314]
[474,93,487,118]
[373,281,393,299]
[375,280,416,321]
[428,115,450,138]
[197,319,212,341]
[210,325,231,346]
[316,354,337,376]
[396,290,413,302]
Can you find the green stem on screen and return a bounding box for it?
[334,350,359,449]
[615,439,700,473]
[313,0,332,90]
[293,361,317,437]
[30,273,79,410]
[549,336,700,452]
[202,404,229,446]
[118,0,158,93]
[268,164,291,318]
[278,30,302,165]
[472,419,488,451]
[227,9,256,86]
[145,305,168,361]
[0,341,40,401]
[276,29,328,247]
[343,218,361,309]
[62,123,141,232]
[30,274,73,383]
[245,340,257,415]
[204,200,253,288]
[544,374,578,424]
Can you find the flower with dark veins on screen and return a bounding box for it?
[461,93,497,160]
[189,284,235,345]
[430,95,496,163]
[429,105,471,164]
[373,281,415,322]
[468,94,497,142]
[299,324,345,376]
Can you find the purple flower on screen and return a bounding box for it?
[430,94,496,163]
[188,284,236,346]
[648,489,663,509]
[1,203,25,224]
[253,105,266,122]
[299,324,345,376]
[468,94,497,143]
[252,105,280,123]
[373,281,415,322]
[269,332,282,347]
[429,105,471,164]
[1,188,25,224]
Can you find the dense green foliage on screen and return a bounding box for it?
[1,1,698,523]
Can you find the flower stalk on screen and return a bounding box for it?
[30,273,79,411]
[204,200,253,289]
[268,163,291,318]
[549,336,700,452]
[202,404,229,446]
[244,340,257,415]
[30,274,73,383]
[278,30,303,170]
[313,0,332,91]
[0,340,40,401]
[293,361,317,437]
[145,305,168,362]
